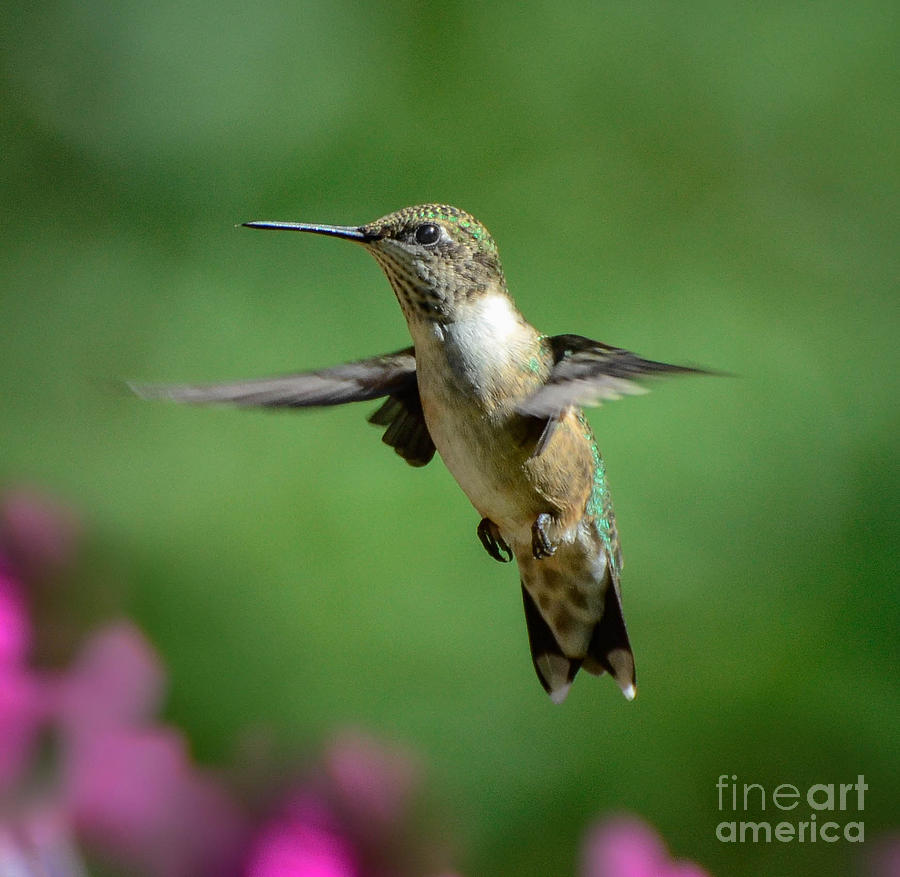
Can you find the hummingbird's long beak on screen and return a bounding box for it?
[241,220,372,241]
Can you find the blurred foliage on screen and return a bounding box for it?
[1,1,897,875]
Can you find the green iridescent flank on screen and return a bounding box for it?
[526,355,541,374]
[578,411,617,570]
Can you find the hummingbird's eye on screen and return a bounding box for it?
[414,223,441,245]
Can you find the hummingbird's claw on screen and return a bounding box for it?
[531,513,558,560]
[477,518,513,563]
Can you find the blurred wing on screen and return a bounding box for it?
[130,347,436,467]
[517,333,708,419]
[129,348,419,408]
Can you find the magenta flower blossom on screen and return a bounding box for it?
[245,733,456,877]
[0,659,44,793]
[581,816,711,877]
[0,805,89,877]
[0,490,250,877]
[0,568,30,663]
[0,617,250,877]
[53,624,250,877]
[0,488,460,877]
[55,622,166,735]
[247,793,359,877]
[869,834,900,877]
[0,568,46,794]
[0,489,77,795]
[322,732,420,842]
[0,488,80,581]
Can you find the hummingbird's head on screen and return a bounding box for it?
[244,204,506,323]
[359,204,506,320]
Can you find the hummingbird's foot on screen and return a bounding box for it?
[532,513,558,559]
[477,517,513,563]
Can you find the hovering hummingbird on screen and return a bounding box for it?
[132,204,708,703]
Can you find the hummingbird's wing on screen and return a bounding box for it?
[129,348,418,408]
[129,347,436,467]
[517,334,707,419]
[517,334,708,456]
[366,388,435,467]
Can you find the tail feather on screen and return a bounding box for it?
[521,564,636,703]
[582,574,636,700]
[521,583,581,703]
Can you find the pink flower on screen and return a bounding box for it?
[581,816,711,877]
[246,794,359,877]
[0,490,461,877]
[0,663,45,793]
[55,624,249,877]
[869,835,900,877]
[55,622,165,734]
[0,569,30,664]
[0,489,80,580]
[323,732,419,838]
[0,806,89,876]
[64,725,245,876]
[245,734,457,877]
[0,569,46,793]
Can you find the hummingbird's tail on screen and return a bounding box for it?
[521,582,582,704]
[581,574,636,701]
[520,566,636,703]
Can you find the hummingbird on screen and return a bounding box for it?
[132,204,707,704]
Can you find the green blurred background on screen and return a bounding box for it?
[1,1,897,874]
